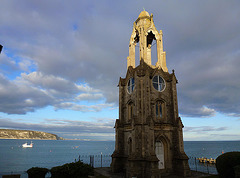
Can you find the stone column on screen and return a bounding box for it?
[147,44,152,65]
[128,43,136,68]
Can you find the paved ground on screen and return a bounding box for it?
[94,167,123,178]
[94,167,215,178]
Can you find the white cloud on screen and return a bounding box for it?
[0,70,110,114]
[20,72,80,94]
[54,102,114,112]
[184,126,228,133]
[200,106,216,117]
[0,0,240,118]
[76,93,104,101]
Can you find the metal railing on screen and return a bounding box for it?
[77,155,218,175]
[188,157,217,174]
[76,154,112,168]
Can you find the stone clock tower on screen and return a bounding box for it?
[111,11,191,177]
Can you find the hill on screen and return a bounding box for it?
[0,129,64,140]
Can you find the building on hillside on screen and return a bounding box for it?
[111,11,191,178]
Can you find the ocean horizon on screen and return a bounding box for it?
[0,139,239,177]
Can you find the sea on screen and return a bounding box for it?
[0,140,239,177]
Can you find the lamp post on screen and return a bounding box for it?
[0,45,2,54]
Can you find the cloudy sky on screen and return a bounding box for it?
[0,0,239,141]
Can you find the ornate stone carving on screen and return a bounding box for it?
[111,10,190,178]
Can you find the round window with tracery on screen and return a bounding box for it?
[152,75,165,92]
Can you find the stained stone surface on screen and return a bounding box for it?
[111,11,191,178]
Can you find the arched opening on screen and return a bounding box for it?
[155,100,165,120]
[128,102,134,121]
[127,77,135,94]
[134,31,140,67]
[156,101,162,118]
[128,137,132,155]
[147,31,158,66]
[155,140,165,169]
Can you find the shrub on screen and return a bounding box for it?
[27,167,49,178]
[216,151,240,178]
[234,165,240,178]
[50,160,94,178]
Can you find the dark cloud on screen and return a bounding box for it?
[0,74,53,114]
[0,72,109,114]
[0,0,240,118]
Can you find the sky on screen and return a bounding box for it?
[0,0,239,141]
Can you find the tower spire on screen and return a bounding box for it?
[112,11,191,178]
[127,10,168,72]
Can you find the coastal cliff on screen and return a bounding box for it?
[0,129,64,140]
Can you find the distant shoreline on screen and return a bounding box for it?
[0,138,239,142]
[0,129,64,140]
[0,138,64,140]
[0,138,115,141]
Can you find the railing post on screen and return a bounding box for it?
[207,163,209,174]
[90,155,94,167]
[101,152,103,168]
[195,157,197,171]
[90,155,91,166]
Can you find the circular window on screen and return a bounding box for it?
[127,77,135,94]
[152,75,165,92]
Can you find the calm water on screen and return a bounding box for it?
[0,140,239,177]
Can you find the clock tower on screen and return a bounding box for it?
[111,11,191,177]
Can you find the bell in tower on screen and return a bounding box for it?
[127,10,168,72]
[111,11,191,178]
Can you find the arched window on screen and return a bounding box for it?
[128,137,132,155]
[128,103,134,121]
[156,101,164,119]
[127,77,135,94]
[155,141,165,169]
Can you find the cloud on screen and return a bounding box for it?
[0,0,240,118]
[177,48,240,117]
[0,71,110,114]
[20,72,80,96]
[0,117,115,140]
[54,102,114,112]
[180,106,216,118]
[76,93,104,101]
[0,74,53,114]
[184,126,228,133]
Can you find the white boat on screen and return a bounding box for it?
[22,141,33,148]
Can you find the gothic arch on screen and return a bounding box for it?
[126,100,134,122]
[127,137,133,156]
[147,28,160,40]
[153,98,166,103]
[155,134,170,145]
[153,99,166,122]
[154,134,171,170]
[126,99,134,105]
